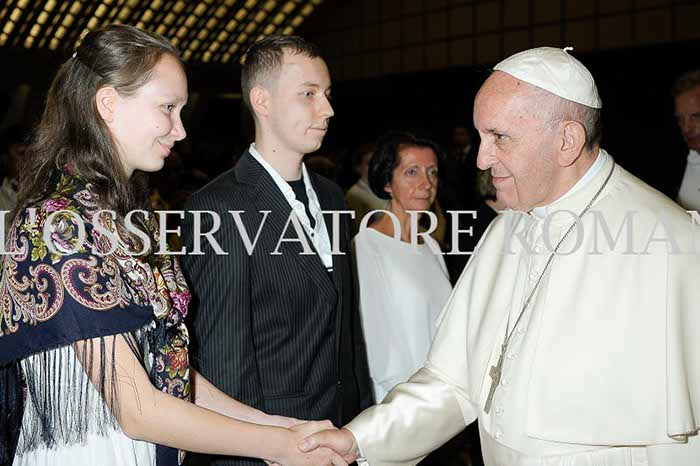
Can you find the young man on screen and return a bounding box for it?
[181,36,372,466]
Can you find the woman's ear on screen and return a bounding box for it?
[384,182,392,197]
[95,87,118,124]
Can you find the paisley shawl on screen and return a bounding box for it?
[0,170,191,466]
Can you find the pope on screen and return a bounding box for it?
[296,47,700,466]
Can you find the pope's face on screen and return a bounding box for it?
[266,51,334,156]
[675,84,700,153]
[473,71,560,212]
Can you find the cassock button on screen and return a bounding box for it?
[494,432,503,440]
[495,406,504,415]
[501,378,510,386]
[534,245,543,253]
[528,272,537,281]
[506,351,516,359]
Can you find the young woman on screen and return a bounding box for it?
[0,25,344,466]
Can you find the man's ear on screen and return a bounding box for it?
[95,87,118,124]
[557,120,586,167]
[250,86,271,118]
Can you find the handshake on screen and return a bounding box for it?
[269,417,361,466]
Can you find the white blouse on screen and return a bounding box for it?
[354,227,452,403]
[13,345,155,466]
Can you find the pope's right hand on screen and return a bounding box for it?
[298,427,359,464]
[275,421,348,466]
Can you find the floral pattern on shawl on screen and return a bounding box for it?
[0,169,192,464]
[0,172,129,337]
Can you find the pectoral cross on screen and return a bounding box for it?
[484,345,505,414]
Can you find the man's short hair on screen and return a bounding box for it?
[528,86,603,152]
[672,70,700,98]
[241,35,322,110]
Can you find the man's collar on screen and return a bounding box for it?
[530,149,612,221]
[357,178,372,192]
[249,143,319,204]
[687,149,700,165]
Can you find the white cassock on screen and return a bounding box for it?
[346,150,700,466]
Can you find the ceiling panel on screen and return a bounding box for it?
[0,0,324,64]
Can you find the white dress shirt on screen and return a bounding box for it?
[249,143,333,270]
[677,150,700,212]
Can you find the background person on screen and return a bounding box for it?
[345,143,387,235]
[0,124,29,235]
[673,70,700,211]
[354,131,452,403]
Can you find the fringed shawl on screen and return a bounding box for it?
[0,170,191,466]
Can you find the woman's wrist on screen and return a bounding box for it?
[243,409,280,426]
[263,413,303,428]
[263,426,295,465]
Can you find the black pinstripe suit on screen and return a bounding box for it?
[180,151,373,466]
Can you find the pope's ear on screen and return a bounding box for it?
[557,120,586,167]
[95,86,118,124]
[249,86,271,118]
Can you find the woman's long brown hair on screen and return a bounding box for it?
[17,24,182,230]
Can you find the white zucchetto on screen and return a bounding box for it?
[493,46,602,109]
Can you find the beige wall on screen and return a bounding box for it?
[300,0,700,81]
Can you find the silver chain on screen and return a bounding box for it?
[501,161,616,348]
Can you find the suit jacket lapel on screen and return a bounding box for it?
[309,172,347,365]
[240,152,337,302]
[309,173,344,296]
